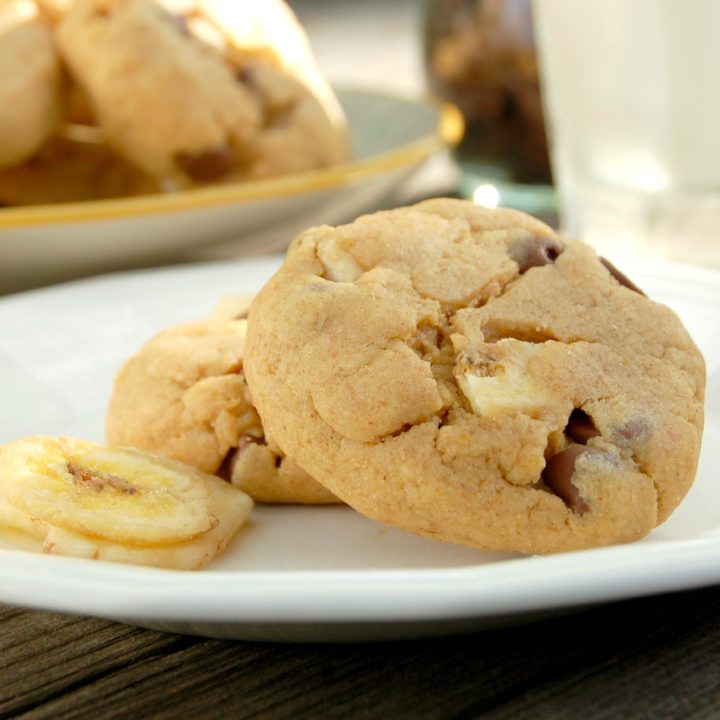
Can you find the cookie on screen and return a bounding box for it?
[229,59,349,180]
[244,199,705,554]
[56,0,348,185]
[105,318,338,505]
[193,0,349,178]
[55,0,260,184]
[0,7,64,170]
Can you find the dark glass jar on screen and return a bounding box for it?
[425,0,554,212]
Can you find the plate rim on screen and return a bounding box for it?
[0,533,718,624]
[0,88,463,230]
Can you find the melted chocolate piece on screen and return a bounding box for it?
[542,446,591,514]
[565,408,600,444]
[236,66,256,85]
[217,435,265,481]
[175,146,236,181]
[509,235,564,273]
[600,258,646,296]
[217,448,239,481]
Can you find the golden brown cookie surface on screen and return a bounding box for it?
[244,199,705,553]
[106,319,338,505]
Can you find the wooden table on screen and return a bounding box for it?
[2,584,718,719]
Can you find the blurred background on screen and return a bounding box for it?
[298,0,720,271]
[290,0,425,96]
[3,0,720,295]
[291,0,462,206]
[292,0,552,216]
[1,0,462,295]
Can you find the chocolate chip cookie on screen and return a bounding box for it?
[56,0,348,185]
[244,198,705,553]
[106,318,338,505]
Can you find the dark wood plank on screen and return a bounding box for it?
[464,586,720,720]
[2,586,719,720]
[0,613,197,719]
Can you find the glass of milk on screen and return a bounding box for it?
[533,0,720,266]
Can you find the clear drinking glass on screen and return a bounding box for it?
[533,0,720,266]
[424,0,555,218]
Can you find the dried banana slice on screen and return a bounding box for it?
[0,436,253,569]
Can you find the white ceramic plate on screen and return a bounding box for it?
[0,89,462,295]
[0,257,718,642]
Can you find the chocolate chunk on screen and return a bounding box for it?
[217,449,238,481]
[565,408,600,444]
[599,258,646,296]
[217,435,265,481]
[236,66,256,85]
[175,146,236,181]
[542,446,591,514]
[509,235,564,273]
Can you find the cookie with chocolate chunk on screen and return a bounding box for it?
[106,318,338,505]
[55,0,348,185]
[244,198,705,553]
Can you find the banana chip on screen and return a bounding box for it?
[0,436,253,569]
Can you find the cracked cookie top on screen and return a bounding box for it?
[244,199,706,553]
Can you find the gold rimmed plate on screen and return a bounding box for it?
[0,89,462,294]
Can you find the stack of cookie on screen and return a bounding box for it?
[0,0,349,206]
[107,199,705,556]
[0,200,706,566]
